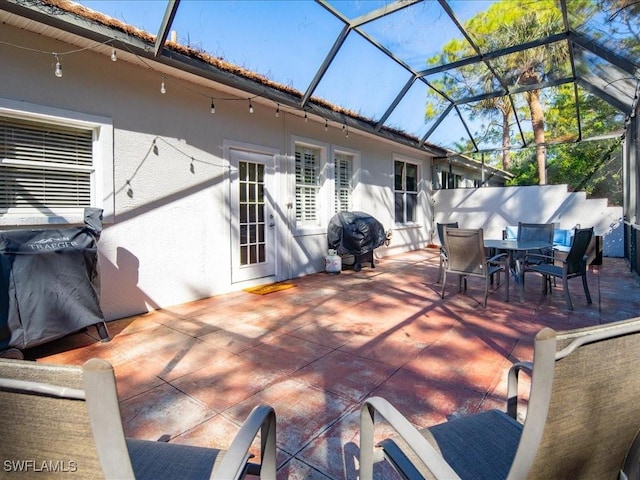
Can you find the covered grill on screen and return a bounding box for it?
[0,208,109,355]
[327,211,387,271]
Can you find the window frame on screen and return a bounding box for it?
[393,156,420,226]
[331,145,360,215]
[290,137,362,236]
[292,138,327,233]
[0,98,113,226]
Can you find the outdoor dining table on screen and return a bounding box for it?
[484,239,554,302]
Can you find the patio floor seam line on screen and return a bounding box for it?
[273,402,364,461]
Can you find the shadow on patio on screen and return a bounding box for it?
[25,248,640,479]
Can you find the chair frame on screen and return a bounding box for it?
[517,222,555,245]
[0,358,277,479]
[440,227,508,307]
[524,227,593,310]
[360,316,640,480]
[517,222,555,262]
[436,222,458,284]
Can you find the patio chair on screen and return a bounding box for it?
[515,222,555,268]
[436,222,458,283]
[517,222,555,256]
[523,227,594,310]
[440,227,508,307]
[359,315,640,480]
[0,357,277,479]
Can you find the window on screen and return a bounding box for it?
[292,139,359,232]
[295,145,321,224]
[238,160,266,265]
[394,160,418,223]
[334,152,353,213]
[0,99,112,225]
[441,171,463,189]
[0,116,93,210]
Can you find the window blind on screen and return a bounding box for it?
[334,153,352,212]
[0,116,93,209]
[295,147,320,222]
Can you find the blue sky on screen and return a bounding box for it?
[77,0,495,149]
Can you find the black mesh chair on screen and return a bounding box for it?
[516,222,555,266]
[523,227,594,310]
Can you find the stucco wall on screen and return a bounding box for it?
[1,24,433,320]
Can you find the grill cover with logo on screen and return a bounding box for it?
[0,208,107,350]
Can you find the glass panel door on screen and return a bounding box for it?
[230,148,276,282]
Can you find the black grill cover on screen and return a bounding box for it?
[327,211,386,256]
[0,208,105,350]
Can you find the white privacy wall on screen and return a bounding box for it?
[1,23,433,321]
[433,185,624,257]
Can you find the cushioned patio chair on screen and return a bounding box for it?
[440,227,508,306]
[435,222,458,284]
[523,227,593,310]
[0,357,277,479]
[359,316,640,480]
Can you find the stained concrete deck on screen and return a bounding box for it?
[26,248,640,479]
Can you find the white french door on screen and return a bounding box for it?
[229,148,276,282]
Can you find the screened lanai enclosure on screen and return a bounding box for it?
[1,0,639,273]
[48,0,638,153]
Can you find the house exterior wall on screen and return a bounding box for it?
[1,24,434,320]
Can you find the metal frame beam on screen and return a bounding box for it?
[3,0,638,166]
[154,0,180,57]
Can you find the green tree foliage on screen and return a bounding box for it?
[425,0,568,183]
[425,0,630,202]
[507,85,624,205]
[546,85,622,205]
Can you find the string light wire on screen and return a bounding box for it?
[1,37,339,129]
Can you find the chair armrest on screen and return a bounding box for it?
[360,396,461,480]
[553,244,571,254]
[523,253,555,264]
[487,253,508,264]
[506,362,533,419]
[214,404,277,480]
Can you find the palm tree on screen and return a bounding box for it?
[424,0,571,184]
[491,9,569,184]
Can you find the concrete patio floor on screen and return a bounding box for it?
[25,247,640,479]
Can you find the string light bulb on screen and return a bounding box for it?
[111,47,117,62]
[304,111,308,122]
[53,53,62,78]
[275,104,279,117]
[160,76,166,94]
[249,99,254,114]
[210,99,216,114]
[325,119,328,131]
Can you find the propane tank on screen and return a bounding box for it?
[325,249,342,274]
